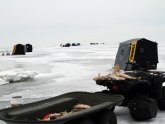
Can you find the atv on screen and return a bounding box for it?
[95,38,165,121]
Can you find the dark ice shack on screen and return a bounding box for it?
[114,38,158,71]
[26,44,33,52]
[12,44,26,55]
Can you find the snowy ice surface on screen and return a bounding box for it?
[0,68,37,84]
[0,43,165,124]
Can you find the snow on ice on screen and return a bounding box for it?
[0,68,37,84]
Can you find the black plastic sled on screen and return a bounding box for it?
[0,92,124,124]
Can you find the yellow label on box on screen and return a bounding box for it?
[129,41,137,63]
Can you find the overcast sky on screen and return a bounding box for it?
[0,0,165,47]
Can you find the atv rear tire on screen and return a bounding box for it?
[129,95,158,121]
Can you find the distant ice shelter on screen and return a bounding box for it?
[12,44,26,55]
[26,44,33,52]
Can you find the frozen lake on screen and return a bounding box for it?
[0,43,165,124]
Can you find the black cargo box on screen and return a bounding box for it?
[115,38,158,71]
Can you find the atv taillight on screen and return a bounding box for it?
[112,85,119,91]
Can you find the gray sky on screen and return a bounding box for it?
[0,0,165,47]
